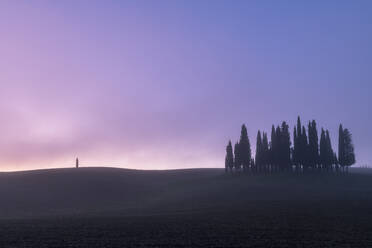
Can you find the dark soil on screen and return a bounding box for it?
[0,167,371,247]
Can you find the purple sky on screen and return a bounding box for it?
[0,1,371,171]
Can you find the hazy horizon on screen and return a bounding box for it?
[1,1,371,171]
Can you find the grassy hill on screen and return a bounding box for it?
[1,167,372,247]
[0,167,372,218]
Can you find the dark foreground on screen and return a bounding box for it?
[0,167,372,247]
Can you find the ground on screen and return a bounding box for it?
[0,167,371,247]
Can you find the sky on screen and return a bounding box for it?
[0,0,371,171]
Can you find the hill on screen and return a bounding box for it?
[0,167,372,219]
[1,167,372,247]
[0,167,224,218]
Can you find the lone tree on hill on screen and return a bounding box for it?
[76,157,79,168]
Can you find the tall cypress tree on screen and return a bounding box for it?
[225,155,228,172]
[255,130,262,173]
[275,125,281,171]
[308,120,319,170]
[293,127,298,170]
[297,116,302,141]
[234,142,241,171]
[239,124,251,172]
[338,124,345,170]
[262,132,269,173]
[343,128,356,172]
[296,117,307,171]
[325,130,334,171]
[333,152,338,169]
[319,129,326,170]
[225,141,234,172]
[224,118,355,175]
[280,121,291,171]
[338,125,356,173]
[301,126,309,171]
[270,125,276,173]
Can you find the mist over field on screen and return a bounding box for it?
[0,167,372,247]
[0,0,371,171]
[1,0,372,247]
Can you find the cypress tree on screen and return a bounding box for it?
[296,117,306,172]
[225,142,229,172]
[338,124,345,171]
[308,120,319,170]
[319,129,326,170]
[270,125,276,173]
[255,130,262,173]
[325,130,334,171]
[301,126,309,172]
[234,142,241,171]
[293,127,298,171]
[297,116,302,141]
[224,118,355,175]
[239,124,251,172]
[343,128,356,172]
[225,141,234,172]
[333,152,338,170]
[225,155,228,172]
[275,125,281,171]
[280,121,291,171]
[262,132,269,173]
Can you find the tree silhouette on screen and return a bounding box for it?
[225,118,356,175]
[333,152,339,172]
[325,130,334,172]
[338,124,345,172]
[308,120,319,170]
[270,125,277,172]
[279,122,291,171]
[255,130,262,173]
[294,117,309,172]
[225,156,228,173]
[275,125,282,171]
[341,128,356,172]
[320,129,327,170]
[234,142,241,171]
[225,141,234,172]
[239,125,251,172]
[262,132,269,173]
[76,157,79,168]
[301,126,309,172]
[296,117,303,171]
[293,126,299,172]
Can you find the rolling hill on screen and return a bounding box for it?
[1,167,372,247]
[0,167,372,219]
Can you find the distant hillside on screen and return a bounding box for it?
[0,167,371,219]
